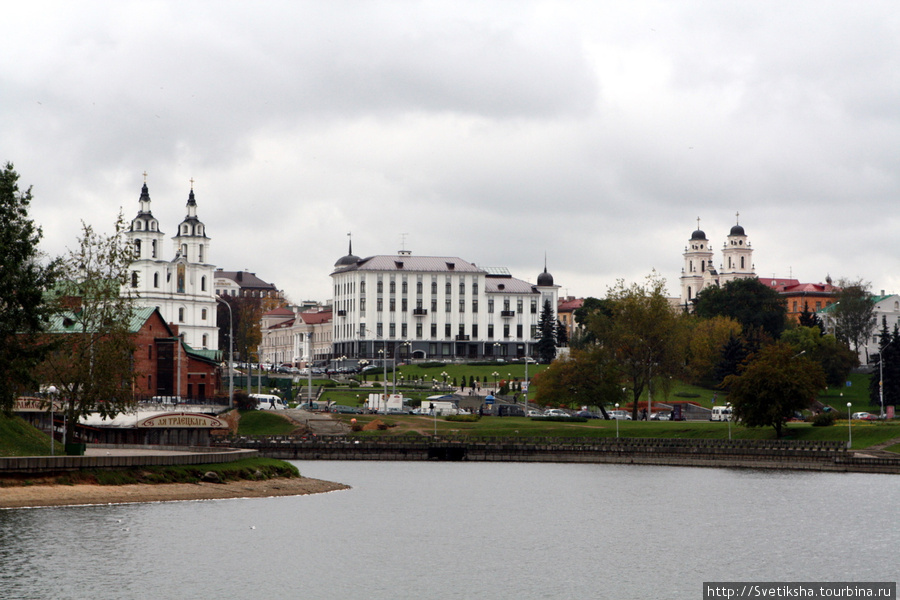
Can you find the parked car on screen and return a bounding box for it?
[851,412,872,420]
[544,409,571,418]
[573,410,601,419]
[608,410,632,420]
[330,404,363,414]
[298,402,321,411]
[527,409,545,417]
[651,411,671,421]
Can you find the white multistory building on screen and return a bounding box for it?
[330,244,559,362]
[680,215,756,308]
[124,180,218,351]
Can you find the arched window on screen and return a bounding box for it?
[131,271,139,288]
[202,334,208,348]
[201,308,207,320]
[178,308,185,322]
[740,257,745,269]
[151,240,157,258]
[199,244,204,262]
[134,239,141,256]
[153,272,159,288]
[201,276,206,291]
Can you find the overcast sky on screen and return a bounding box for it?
[4,1,899,303]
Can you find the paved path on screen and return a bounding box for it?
[283,409,350,436]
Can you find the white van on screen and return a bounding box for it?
[250,393,286,410]
[710,405,732,421]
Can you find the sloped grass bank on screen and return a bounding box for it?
[1,457,299,487]
[0,414,58,456]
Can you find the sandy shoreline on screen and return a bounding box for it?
[0,476,350,509]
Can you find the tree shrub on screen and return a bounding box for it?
[812,411,836,427]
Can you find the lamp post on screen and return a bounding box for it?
[441,371,448,390]
[523,356,533,414]
[378,348,387,412]
[492,371,499,393]
[46,385,58,455]
[847,402,852,449]
[615,402,620,438]
[878,337,893,418]
[726,402,732,440]
[215,296,234,409]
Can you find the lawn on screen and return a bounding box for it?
[331,412,900,449]
[237,410,299,435]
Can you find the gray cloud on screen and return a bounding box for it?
[4,1,900,303]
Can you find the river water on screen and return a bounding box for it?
[1,461,896,600]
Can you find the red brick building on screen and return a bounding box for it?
[130,307,221,400]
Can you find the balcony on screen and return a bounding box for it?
[500,310,515,318]
[337,310,347,317]
[455,335,470,341]
[413,308,428,316]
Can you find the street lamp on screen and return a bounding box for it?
[523,356,534,414]
[492,371,499,393]
[615,402,620,438]
[378,349,387,412]
[215,296,234,409]
[847,402,852,449]
[878,337,893,418]
[726,402,732,440]
[46,385,58,455]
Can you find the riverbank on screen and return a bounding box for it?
[0,475,350,509]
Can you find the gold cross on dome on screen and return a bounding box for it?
[143,171,148,183]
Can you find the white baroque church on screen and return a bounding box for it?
[680,215,755,308]
[124,179,218,351]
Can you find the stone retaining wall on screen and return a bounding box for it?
[0,445,257,475]
[222,436,900,474]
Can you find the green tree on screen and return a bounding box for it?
[713,334,751,389]
[535,299,557,363]
[555,318,569,347]
[531,346,625,414]
[0,163,61,413]
[570,297,613,349]
[781,326,857,388]
[693,277,787,340]
[684,315,742,387]
[725,342,826,437]
[868,318,900,412]
[798,302,824,332]
[587,273,686,419]
[38,215,138,445]
[831,279,876,363]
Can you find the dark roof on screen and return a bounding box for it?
[214,270,277,290]
[730,224,745,236]
[690,229,707,240]
[537,267,554,286]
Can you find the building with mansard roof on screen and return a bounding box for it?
[330,243,559,362]
[124,179,218,351]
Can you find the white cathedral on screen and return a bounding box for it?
[680,215,755,308]
[124,179,219,351]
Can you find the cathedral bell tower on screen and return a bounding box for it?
[680,218,714,307]
[719,212,754,284]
